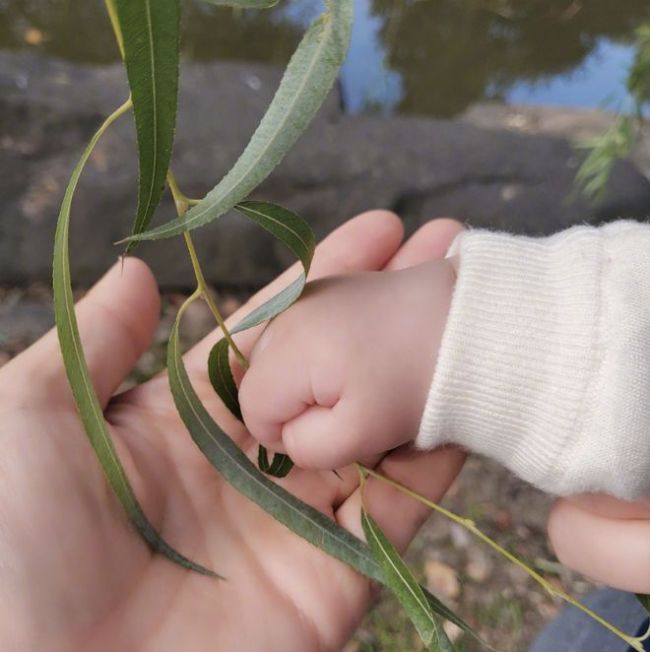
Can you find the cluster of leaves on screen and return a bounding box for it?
[52,0,649,649]
[576,24,650,200]
[52,0,479,648]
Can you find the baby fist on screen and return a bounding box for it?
[239,259,455,470]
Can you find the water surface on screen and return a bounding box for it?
[1,0,648,117]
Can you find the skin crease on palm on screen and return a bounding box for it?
[0,211,647,652]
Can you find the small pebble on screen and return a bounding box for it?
[443,621,463,642]
[425,559,460,600]
[24,28,45,46]
[449,522,471,549]
[493,509,512,530]
[465,549,493,582]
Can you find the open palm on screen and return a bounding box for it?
[0,212,466,652]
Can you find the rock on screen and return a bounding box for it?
[3,52,650,290]
[442,621,464,643]
[449,523,471,550]
[0,51,341,290]
[506,564,530,588]
[0,294,54,346]
[422,517,450,543]
[465,549,494,583]
[493,509,513,531]
[461,103,622,142]
[462,102,650,182]
[515,525,531,540]
[424,559,461,600]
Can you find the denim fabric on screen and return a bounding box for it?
[530,589,648,652]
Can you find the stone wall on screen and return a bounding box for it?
[2,52,649,289]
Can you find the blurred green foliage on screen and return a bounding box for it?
[577,25,650,200]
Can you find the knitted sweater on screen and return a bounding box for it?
[416,221,650,500]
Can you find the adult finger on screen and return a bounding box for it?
[567,493,650,520]
[384,218,464,271]
[548,498,650,593]
[337,446,465,552]
[5,258,161,408]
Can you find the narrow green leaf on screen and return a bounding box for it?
[232,275,306,334]
[637,593,650,615]
[209,201,313,476]
[267,453,294,477]
[361,510,453,651]
[168,300,478,640]
[227,202,314,334]
[115,0,180,250]
[53,99,216,578]
[201,0,279,7]
[236,201,316,273]
[258,446,294,478]
[208,339,242,421]
[123,0,353,243]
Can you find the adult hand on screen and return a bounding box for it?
[548,494,650,594]
[0,211,466,652]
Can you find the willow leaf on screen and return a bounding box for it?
[168,300,479,639]
[210,201,314,476]
[123,0,353,243]
[208,339,242,421]
[232,276,306,334]
[229,201,315,333]
[362,510,453,651]
[53,99,216,577]
[236,201,315,273]
[115,0,180,250]
[638,594,650,615]
[201,0,279,7]
[208,342,295,478]
[206,201,314,411]
[258,446,294,478]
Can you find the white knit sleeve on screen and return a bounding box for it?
[416,221,650,500]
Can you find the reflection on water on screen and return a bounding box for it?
[1,0,648,117]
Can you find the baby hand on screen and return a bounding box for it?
[239,259,456,469]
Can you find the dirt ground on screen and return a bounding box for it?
[0,284,604,652]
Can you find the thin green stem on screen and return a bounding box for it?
[166,172,199,212]
[179,289,202,319]
[102,0,244,368]
[166,171,190,214]
[167,170,249,369]
[358,464,647,652]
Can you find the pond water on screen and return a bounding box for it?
[1,0,648,118]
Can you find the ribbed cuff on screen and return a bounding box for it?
[416,222,650,499]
